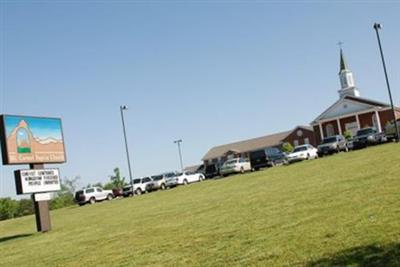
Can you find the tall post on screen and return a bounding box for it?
[120,106,134,189]
[30,163,51,232]
[174,139,183,172]
[373,23,399,142]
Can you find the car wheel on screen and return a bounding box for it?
[135,189,142,196]
[183,179,188,185]
[161,183,166,190]
[78,203,85,206]
[107,194,113,201]
[89,197,96,205]
[240,167,245,173]
[306,154,310,160]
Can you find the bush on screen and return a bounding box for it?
[282,142,294,153]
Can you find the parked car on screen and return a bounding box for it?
[352,127,387,149]
[287,144,318,163]
[317,135,348,156]
[384,119,400,140]
[176,171,205,185]
[133,177,154,195]
[122,185,134,197]
[219,158,251,177]
[75,187,114,206]
[151,174,168,190]
[112,188,124,198]
[250,147,288,171]
[204,164,219,179]
[163,172,179,188]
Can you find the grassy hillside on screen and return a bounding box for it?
[1,143,400,266]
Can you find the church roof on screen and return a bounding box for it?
[202,126,313,161]
[202,131,291,161]
[311,95,392,124]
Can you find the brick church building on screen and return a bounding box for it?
[311,49,400,144]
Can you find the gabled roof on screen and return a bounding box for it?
[202,131,290,161]
[183,164,202,173]
[202,126,313,161]
[311,95,391,124]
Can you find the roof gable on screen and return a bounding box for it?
[312,96,390,124]
[202,130,291,161]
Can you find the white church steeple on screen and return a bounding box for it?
[338,48,360,98]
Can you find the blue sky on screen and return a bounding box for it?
[1,1,399,198]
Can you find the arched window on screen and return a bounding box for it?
[325,124,335,137]
[16,128,31,153]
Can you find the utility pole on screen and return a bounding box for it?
[373,23,399,142]
[174,139,184,172]
[120,105,134,189]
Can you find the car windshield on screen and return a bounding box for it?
[322,137,338,144]
[165,172,176,178]
[225,159,237,165]
[151,175,163,181]
[133,179,141,184]
[293,146,308,152]
[357,128,374,136]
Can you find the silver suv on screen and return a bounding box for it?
[317,135,348,156]
[75,187,114,206]
[133,177,154,195]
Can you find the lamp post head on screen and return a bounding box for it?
[374,23,382,30]
[174,139,182,144]
[120,105,128,110]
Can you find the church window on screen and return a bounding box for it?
[326,124,335,137]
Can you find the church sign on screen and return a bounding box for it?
[0,115,66,165]
[14,168,61,194]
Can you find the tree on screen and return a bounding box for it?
[343,130,353,140]
[0,198,19,220]
[50,176,81,210]
[282,142,294,153]
[109,167,126,189]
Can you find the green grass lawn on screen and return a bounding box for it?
[1,143,400,266]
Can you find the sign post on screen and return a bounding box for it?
[31,163,51,232]
[0,115,66,233]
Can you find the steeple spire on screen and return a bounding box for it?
[339,48,349,72]
[337,46,360,98]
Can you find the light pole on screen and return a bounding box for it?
[373,23,399,142]
[120,105,134,189]
[174,139,184,172]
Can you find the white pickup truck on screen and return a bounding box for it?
[75,187,114,206]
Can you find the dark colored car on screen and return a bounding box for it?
[122,185,134,197]
[204,164,219,179]
[112,188,123,197]
[250,147,287,171]
[353,127,387,149]
[317,135,348,156]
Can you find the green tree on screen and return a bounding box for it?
[282,142,294,153]
[344,130,353,140]
[17,199,34,216]
[0,198,19,220]
[50,176,80,210]
[109,168,126,189]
